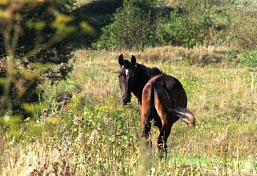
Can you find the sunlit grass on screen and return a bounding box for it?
[1,48,257,175]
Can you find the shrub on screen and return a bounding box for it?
[240,48,257,68]
[0,0,93,118]
[155,10,213,48]
[96,1,152,50]
[55,0,77,12]
[96,0,214,50]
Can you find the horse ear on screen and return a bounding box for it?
[131,55,136,65]
[118,54,124,66]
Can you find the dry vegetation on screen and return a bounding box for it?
[1,47,256,175]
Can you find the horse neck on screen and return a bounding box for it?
[132,64,154,103]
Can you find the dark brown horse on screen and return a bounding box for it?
[118,54,195,153]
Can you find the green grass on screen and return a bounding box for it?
[1,48,257,175]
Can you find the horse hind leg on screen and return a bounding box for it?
[141,83,154,146]
[157,123,172,155]
[141,111,152,139]
[153,89,173,155]
[155,109,173,155]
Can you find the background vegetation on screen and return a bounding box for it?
[0,0,256,175]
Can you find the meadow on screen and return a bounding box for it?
[1,47,256,175]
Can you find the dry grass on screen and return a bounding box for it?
[88,45,239,66]
[1,47,257,175]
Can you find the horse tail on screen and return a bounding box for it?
[173,107,196,127]
[153,83,196,127]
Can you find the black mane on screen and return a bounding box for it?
[132,63,162,104]
[137,63,162,77]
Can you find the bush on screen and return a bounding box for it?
[55,0,77,12]
[96,1,152,50]
[240,48,257,68]
[96,0,214,50]
[155,9,213,48]
[0,0,93,118]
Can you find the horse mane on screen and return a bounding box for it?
[122,59,162,77]
[136,63,162,78]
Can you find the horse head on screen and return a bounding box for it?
[118,54,138,105]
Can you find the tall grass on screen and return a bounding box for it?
[1,48,256,175]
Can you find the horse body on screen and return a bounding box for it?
[141,74,195,152]
[118,54,195,153]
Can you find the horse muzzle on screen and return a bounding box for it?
[122,96,131,106]
[122,100,128,105]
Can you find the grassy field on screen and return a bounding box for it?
[1,47,256,175]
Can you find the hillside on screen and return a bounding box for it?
[69,0,257,50]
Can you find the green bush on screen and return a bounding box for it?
[134,0,159,6]
[96,0,214,50]
[240,48,257,68]
[55,0,77,12]
[96,1,152,50]
[155,10,213,48]
[0,0,93,118]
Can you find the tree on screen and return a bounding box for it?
[0,0,94,118]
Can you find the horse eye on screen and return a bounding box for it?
[118,75,120,78]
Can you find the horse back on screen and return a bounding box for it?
[146,74,187,108]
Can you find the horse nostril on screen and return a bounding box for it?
[121,96,128,105]
[122,94,127,101]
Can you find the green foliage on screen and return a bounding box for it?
[96,1,152,50]
[0,0,94,118]
[0,116,22,139]
[55,0,77,12]
[240,48,257,68]
[156,9,204,48]
[134,0,159,6]
[96,0,215,50]
[169,0,257,50]
[95,0,257,51]
[155,8,214,48]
